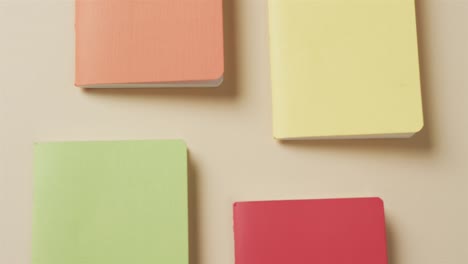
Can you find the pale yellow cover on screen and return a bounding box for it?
[269,0,424,139]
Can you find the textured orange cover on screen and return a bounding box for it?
[75,0,224,87]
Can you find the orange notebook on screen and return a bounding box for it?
[75,0,224,88]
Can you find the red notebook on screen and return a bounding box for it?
[233,197,387,264]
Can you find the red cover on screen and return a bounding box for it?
[233,197,387,264]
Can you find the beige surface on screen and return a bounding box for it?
[0,0,467,263]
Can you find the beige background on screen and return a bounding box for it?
[1,0,467,263]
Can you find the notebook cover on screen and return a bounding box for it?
[75,0,224,87]
[269,0,424,139]
[32,140,188,264]
[233,198,387,264]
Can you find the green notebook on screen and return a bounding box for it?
[33,140,188,264]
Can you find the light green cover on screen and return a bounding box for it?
[33,140,188,264]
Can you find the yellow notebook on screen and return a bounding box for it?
[269,0,424,140]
